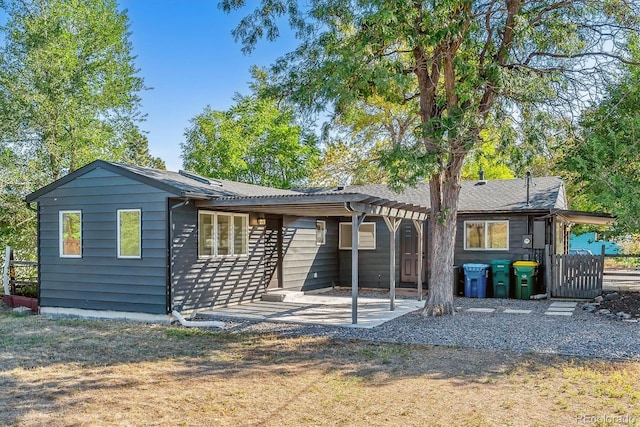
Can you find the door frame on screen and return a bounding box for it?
[400,221,427,284]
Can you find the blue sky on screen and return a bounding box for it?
[120,0,298,171]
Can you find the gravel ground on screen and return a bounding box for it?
[208,296,640,360]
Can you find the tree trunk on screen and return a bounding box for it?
[422,155,464,316]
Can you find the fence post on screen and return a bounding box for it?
[544,244,552,299]
[598,244,605,294]
[2,246,10,295]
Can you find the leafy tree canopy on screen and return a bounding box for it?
[181,68,319,189]
[222,0,639,315]
[561,38,640,235]
[0,0,147,181]
[0,0,156,261]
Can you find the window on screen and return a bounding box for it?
[464,220,509,250]
[316,220,326,246]
[198,211,248,257]
[118,209,141,258]
[60,210,82,258]
[339,222,376,250]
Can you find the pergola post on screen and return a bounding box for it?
[413,219,424,301]
[351,211,366,324]
[383,217,401,311]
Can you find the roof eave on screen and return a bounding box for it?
[556,210,616,226]
[25,160,185,202]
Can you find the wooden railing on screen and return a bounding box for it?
[3,246,38,297]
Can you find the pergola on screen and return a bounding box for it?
[195,191,429,324]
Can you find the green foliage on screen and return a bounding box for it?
[561,43,640,234]
[223,0,639,311]
[0,0,156,262]
[311,95,419,186]
[119,210,141,257]
[461,127,515,181]
[0,0,146,180]
[309,139,388,186]
[181,71,319,189]
[122,129,166,170]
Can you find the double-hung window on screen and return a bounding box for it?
[117,209,141,258]
[60,210,82,258]
[338,222,376,250]
[199,211,248,257]
[464,220,509,250]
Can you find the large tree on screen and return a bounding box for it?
[181,72,319,189]
[0,0,154,263]
[0,0,146,182]
[561,39,640,234]
[222,0,638,315]
[312,96,515,186]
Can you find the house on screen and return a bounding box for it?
[25,160,613,322]
[569,232,621,255]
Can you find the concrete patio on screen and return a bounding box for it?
[198,290,425,329]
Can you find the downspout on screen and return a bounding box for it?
[172,309,224,328]
[168,198,225,328]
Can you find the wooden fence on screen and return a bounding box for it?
[2,246,38,296]
[547,246,604,299]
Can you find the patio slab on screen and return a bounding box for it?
[503,309,533,314]
[198,295,425,329]
[549,301,578,308]
[546,306,576,312]
[465,308,496,313]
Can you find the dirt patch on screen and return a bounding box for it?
[1,309,640,426]
[598,291,640,318]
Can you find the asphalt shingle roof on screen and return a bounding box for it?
[26,160,567,213]
[113,163,302,198]
[339,177,567,212]
[115,163,568,211]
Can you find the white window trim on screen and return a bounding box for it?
[117,209,142,259]
[464,220,510,251]
[316,220,326,246]
[198,211,249,258]
[59,210,82,258]
[339,222,376,250]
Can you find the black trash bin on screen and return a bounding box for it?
[453,265,464,296]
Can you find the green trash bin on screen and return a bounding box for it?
[490,260,511,299]
[513,261,538,300]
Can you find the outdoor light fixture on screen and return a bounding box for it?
[257,215,266,226]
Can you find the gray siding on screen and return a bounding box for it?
[36,167,169,314]
[171,204,270,311]
[337,214,553,291]
[454,214,539,265]
[281,216,339,291]
[454,214,551,295]
[338,217,402,288]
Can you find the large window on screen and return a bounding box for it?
[199,211,248,257]
[118,209,141,258]
[339,222,376,250]
[59,210,82,258]
[464,220,509,250]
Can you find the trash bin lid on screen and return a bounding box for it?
[463,263,490,270]
[490,259,511,266]
[513,261,538,267]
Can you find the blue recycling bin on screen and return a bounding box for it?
[463,263,490,298]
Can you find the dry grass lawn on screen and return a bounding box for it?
[1,310,639,426]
